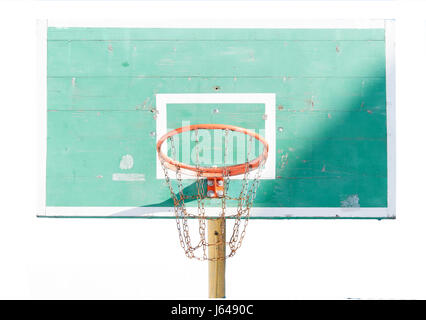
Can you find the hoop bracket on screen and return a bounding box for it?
[207,178,224,198]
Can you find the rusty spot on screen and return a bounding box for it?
[367,110,373,114]
[336,45,340,53]
[278,105,284,110]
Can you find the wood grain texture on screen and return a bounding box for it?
[208,218,226,298]
[47,41,385,77]
[47,28,385,41]
[47,77,385,111]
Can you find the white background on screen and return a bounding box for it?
[0,0,425,299]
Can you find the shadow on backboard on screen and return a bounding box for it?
[112,72,388,217]
[110,181,205,217]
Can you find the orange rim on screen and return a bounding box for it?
[156,124,269,178]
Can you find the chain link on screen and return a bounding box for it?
[158,129,266,261]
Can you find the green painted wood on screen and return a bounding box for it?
[47,27,385,41]
[47,77,386,111]
[47,40,385,77]
[46,110,386,206]
[45,27,388,212]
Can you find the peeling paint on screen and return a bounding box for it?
[112,173,145,181]
[119,154,134,170]
[341,195,360,208]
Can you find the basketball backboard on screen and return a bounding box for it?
[38,20,395,219]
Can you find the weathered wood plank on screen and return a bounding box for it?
[47,27,385,41]
[46,109,387,208]
[276,110,387,139]
[47,40,385,77]
[47,77,386,111]
[46,175,387,207]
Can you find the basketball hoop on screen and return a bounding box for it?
[157,124,268,178]
[157,123,268,261]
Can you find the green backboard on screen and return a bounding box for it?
[40,22,395,219]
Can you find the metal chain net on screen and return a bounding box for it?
[158,128,266,261]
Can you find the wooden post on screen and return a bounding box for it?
[208,218,226,298]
